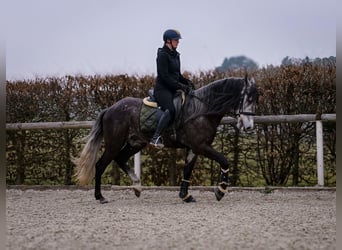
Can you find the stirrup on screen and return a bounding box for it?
[150,136,164,148]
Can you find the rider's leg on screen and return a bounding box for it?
[150,89,175,148]
[150,109,171,147]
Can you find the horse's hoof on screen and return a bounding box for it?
[214,187,225,201]
[99,197,108,204]
[184,195,196,203]
[181,194,196,203]
[133,186,141,198]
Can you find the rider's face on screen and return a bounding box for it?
[171,39,179,49]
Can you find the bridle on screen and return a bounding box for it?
[236,85,256,117]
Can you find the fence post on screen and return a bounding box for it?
[134,151,141,180]
[316,120,324,186]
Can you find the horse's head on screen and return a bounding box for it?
[236,76,258,130]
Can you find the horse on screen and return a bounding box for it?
[73,76,259,203]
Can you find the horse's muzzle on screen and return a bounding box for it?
[236,114,254,131]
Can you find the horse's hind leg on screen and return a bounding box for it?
[95,150,114,203]
[115,143,145,197]
[179,149,197,203]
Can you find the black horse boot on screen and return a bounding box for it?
[214,168,229,201]
[150,109,171,148]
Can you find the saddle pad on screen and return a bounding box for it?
[139,104,160,133]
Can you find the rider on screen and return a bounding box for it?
[150,29,194,148]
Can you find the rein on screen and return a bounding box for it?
[188,91,214,110]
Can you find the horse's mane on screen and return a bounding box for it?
[186,78,244,120]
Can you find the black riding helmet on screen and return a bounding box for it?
[163,29,182,42]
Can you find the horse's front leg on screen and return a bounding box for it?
[214,167,229,201]
[179,149,197,203]
[195,144,230,201]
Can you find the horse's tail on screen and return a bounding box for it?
[73,109,107,185]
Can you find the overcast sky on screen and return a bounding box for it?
[5,0,336,80]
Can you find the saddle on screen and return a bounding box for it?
[143,89,185,108]
[140,89,186,133]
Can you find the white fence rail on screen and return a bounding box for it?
[6,114,336,186]
[5,114,336,130]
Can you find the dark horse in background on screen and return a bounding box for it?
[74,76,259,203]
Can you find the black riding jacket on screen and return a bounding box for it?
[154,45,190,93]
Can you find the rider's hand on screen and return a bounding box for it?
[179,83,191,94]
[187,80,195,90]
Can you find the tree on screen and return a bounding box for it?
[281,56,336,66]
[216,55,258,72]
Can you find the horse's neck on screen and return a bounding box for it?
[183,100,225,124]
[184,83,238,123]
[194,82,241,115]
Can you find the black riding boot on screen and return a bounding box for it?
[150,109,171,148]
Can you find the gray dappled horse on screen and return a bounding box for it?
[74,76,259,203]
